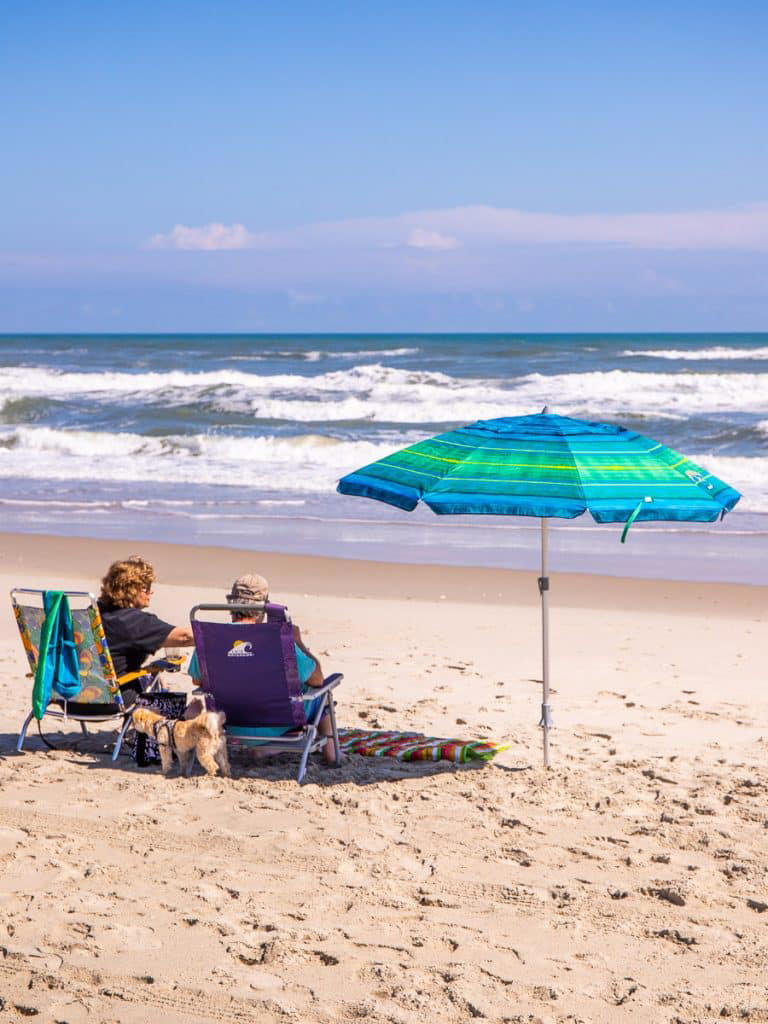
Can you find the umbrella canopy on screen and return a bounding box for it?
[337,412,740,525]
[337,412,741,764]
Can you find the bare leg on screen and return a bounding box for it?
[318,713,338,764]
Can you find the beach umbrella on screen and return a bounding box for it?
[337,411,741,766]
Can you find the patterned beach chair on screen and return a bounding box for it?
[12,588,179,759]
[190,601,343,784]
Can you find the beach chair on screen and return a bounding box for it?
[190,601,343,784]
[12,588,180,759]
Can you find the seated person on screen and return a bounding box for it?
[97,556,195,703]
[188,573,339,765]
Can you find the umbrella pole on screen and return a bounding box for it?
[538,517,553,767]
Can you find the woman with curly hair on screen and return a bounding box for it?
[98,557,194,698]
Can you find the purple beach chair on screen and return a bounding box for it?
[190,601,343,783]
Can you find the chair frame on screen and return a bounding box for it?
[190,602,343,783]
[11,588,165,760]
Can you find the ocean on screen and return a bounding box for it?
[1,333,766,584]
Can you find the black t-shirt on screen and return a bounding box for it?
[98,602,174,679]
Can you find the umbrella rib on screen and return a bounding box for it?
[431,437,665,457]
[376,462,443,480]
[404,450,581,471]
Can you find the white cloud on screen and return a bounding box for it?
[147,223,254,251]
[145,202,768,255]
[405,227,461,251]
[421,203,768,249]
[286,288,325,306]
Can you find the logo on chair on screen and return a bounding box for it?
[227,640,254,658]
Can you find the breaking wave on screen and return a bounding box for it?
[1,363,767,424]
[622,346,768,360]
[0,424,765,510]
[0,426,406,491]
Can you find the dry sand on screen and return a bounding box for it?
[0,532,766,1023]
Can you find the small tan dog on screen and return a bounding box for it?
[132,704,231,778]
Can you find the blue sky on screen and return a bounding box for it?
[2,0,767,331]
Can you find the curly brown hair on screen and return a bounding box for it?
[99,556,155,609]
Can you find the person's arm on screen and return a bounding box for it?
[293,624,324,687]
[163,625,195,647]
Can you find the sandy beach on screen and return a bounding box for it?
[0,532,766,1023]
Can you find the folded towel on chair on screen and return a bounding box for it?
[338,728,509,763]
[33,591,81,719]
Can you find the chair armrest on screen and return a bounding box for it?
[116,656,184,686]
[293,672,343,701]
[117,669,148,685]
[146,656,185,673]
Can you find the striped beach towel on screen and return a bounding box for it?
[338,728,509,764]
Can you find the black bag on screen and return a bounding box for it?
[127,691,188,766]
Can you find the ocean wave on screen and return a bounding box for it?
[1,363,767,424]
[0,426,405,491]
[510,370,768,418]
[622,346,768,360]
[0,424,765,511]
[302,347,419,362]
[226,346,419,363]
[0,362,451,404]
[0,365,287,398]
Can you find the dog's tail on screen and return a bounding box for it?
[204,710,226,736]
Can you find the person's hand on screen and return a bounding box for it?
[164,625,194,646]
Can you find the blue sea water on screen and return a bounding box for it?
[0,332,766,583]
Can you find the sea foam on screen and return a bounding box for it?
[0,424,764,510]
[622,346,768,360]
[2,363,767,423]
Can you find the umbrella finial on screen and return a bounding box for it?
[541,405,549,415]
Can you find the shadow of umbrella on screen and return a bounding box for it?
[337,409,741,766]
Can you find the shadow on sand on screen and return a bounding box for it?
[1,722,527,787]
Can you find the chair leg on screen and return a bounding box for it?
[326,696,341,765]
[112,714,133,762]
[16,711,34,752]
[297,725,317,784]
[80,721,88,736]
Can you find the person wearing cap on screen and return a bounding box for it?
[188,574,339,764]
[97,556,195,703]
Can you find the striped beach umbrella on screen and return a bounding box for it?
[337,411,741,766]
